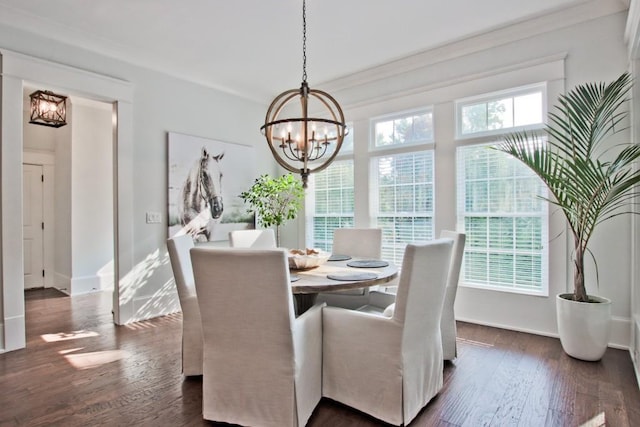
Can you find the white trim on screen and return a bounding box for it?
[54,272,71,295]
[625,0,640,59]
[456,314,631,350]
[23,150,54,165]
[320,0,623,93]
[1,49,134,352]
[340,53,567,115]
[0,48,133,103]
[71,274,113,295]
[454,82,547,140]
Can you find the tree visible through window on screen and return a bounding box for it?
[457,144,548,294]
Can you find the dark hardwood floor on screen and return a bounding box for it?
[1,289,639,426]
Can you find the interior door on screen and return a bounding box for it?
[23,163,44,289]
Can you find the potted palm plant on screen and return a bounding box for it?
[239,173,304,246]
[496,72,640,361]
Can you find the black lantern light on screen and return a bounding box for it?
[29,90,67,128]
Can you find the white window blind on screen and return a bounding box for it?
[372,150,434,265]
[456,144,548,295]
[308,159,354,252]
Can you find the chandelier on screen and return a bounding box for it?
[260,0,347,188]
[29,90,67,128]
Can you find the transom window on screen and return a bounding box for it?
[456,84,544,139]
[373,109,433,148]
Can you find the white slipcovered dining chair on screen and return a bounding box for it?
[190,247,324,427]
[316,228,382,309]
[229,228,277,248]
[322,239,453,426]
[166,234,202,376]
[359,230,466,360]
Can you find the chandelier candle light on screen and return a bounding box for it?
[260,0,347,188]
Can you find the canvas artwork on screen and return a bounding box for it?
[168,132,255,242]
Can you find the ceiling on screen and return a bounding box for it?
[0,0,627,103]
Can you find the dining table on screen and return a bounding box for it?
[290,256,398,314]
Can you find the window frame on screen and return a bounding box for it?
[454,86,550,297]
[305,124,355,251]
[369,109,436,266]
[370,107,435,152]
[455,82,547,140]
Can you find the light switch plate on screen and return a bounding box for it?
[146,211,162,224]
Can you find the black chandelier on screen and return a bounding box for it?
[260,0,347,188]
[29,90,67,128]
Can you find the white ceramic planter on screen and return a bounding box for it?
[556,293,612,361]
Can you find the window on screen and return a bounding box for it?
[456,143,548,295]
[456,84,544,138]
[307,125,354,251]
[307,161,354,252]
[370,109,435,265]
[373,109,433,148]
[372,150,435,265]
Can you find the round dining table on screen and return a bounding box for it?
[290,256,398,314]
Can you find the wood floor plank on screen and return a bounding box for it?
[1,290,639,426]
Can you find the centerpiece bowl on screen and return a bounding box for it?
[288,249,330,270]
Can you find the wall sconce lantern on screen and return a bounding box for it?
[29,90,68,128]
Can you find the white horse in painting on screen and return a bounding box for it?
[179,147,224,242]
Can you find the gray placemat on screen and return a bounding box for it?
[328,254,352,261]
[347,260,389,268]
[327,272,378,281]
[290,275,300,282]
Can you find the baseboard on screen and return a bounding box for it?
[128,292,181,323]
[0,321,4,353]
[70,273,114,295]
[54,272,71,294]
[632,316,640,390]
[456,315,631,350]
[2,314,26,351]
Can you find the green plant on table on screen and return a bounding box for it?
[239,173,305,246]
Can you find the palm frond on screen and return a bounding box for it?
[496,72,636,301]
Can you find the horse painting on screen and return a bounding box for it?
[179,147,224,242]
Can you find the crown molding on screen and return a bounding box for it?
[320,0,628,93]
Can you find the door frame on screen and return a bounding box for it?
[1,49,135,352]
[24,151,55,289]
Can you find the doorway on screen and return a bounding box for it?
[22,93,114,297]
[1,49,135,352]
[22,163,44,290]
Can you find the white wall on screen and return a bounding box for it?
[0,19,274,349]
[309,8,633,347]
[70,98,114,294]
[53,103,72,291]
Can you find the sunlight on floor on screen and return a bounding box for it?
[457,337,494,348]
[41,330,100,342]
[63,349,130,370]
[124,312,182,330]
[579,411,606,427]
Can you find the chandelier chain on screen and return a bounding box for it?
[302,0,307,82]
